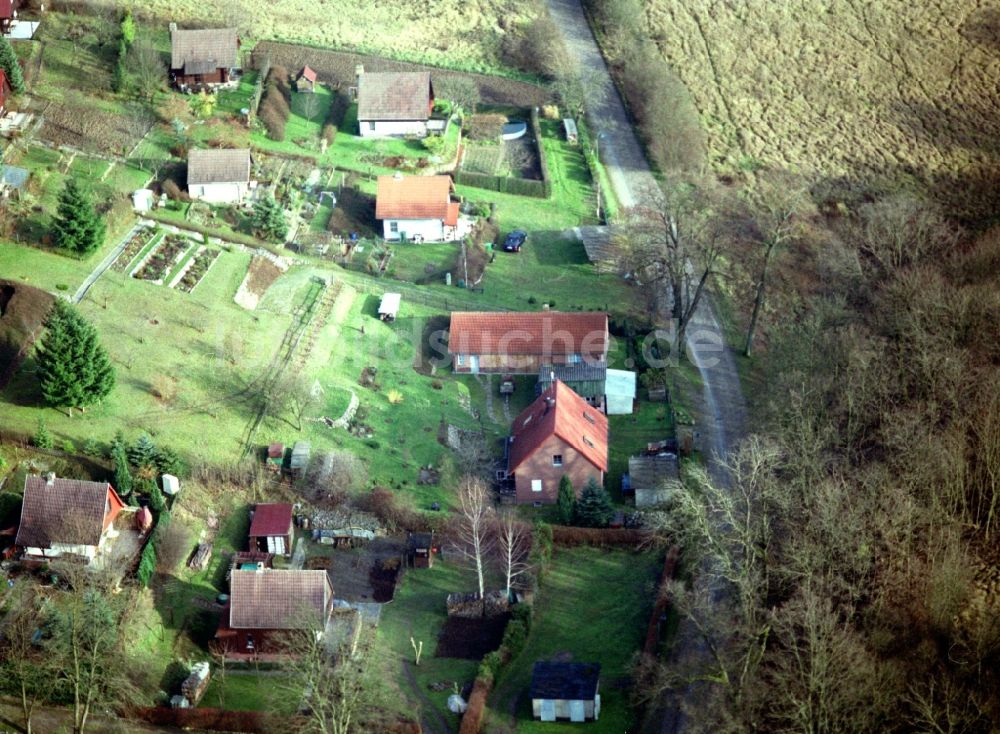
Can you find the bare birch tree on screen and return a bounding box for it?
[494,509,532,598]
[452,476,495,599]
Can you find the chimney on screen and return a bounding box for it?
[169,22,178,32]
[45,472,56,486]
[542,303,550,311]
[393,171,403,180]
[544,396,555,415]
[355,63,364,86]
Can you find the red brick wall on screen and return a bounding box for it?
[513,435,603,504]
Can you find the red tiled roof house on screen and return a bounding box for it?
[376,174,460,242]
[506,380,609,505]
[0,69,12,117]
[0,0,15,35]
[169,26,240,88]
[357,70,434,138]
[248,503,294,556]
[448,311,609,375]
[214,569,334,656]
[15,474,126,563]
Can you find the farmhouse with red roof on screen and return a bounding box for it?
[506,380,609,504]
[448,311,609,374]
[375,174,461,242]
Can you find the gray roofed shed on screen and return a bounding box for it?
[629,454,680,508]
[537,364,607,400]
[357,72,433,121]
[290,441,311,473]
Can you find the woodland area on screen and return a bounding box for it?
[585,1,1000,732]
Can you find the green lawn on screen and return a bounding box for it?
[250,84,335,160]
[202,670,299,714]
[372,558,483,729]
[486,548,662,732]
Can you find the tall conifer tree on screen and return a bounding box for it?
[52,180,105,255]
[35,302,115,414]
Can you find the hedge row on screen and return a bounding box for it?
[530,107,552,194]
[454,170,550,198]
[550,525,650,548]
[458,677,492,734]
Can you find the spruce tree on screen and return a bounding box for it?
[0,37,25,94]
[574,478,614,528]
[129,434,158,470]
[556,475,576,525]
[112,445,133,497]
[33,419,52,449]
[148,481,166,513]
[35,301,115,414]
[251,194,288,241]
[52,179,106,255]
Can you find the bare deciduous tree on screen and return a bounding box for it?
[494,509,532,597]
[281,625,373,734]
[451,476,495,599]
[0,584,47,734]
[737,172,813,356]
[616,177,732,359]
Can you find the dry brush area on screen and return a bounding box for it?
[73,0,537,74]
[645,0,1000,219]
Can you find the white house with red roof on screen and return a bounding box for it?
[375,174,462,242]
[506,380,609,505]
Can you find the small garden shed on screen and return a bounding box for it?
[248,503,294,556]
[378,292,401,322]
[406,531,436,568]
[530,661,601,722]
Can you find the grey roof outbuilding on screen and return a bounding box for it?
[187,148,251,185]
[357,72,433,121]
[530,662,600,701]
[170,27,239,72]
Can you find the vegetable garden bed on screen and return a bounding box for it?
[175,247,221,293]
[113,228,161,273]
[133,235,196,285]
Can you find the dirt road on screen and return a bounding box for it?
[545,0,748,730]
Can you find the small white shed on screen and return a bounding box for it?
[378,293,401,322]
[563,118,578,144]
[162,474,181,496]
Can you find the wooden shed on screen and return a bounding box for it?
[296,66,317,93]
[563,118,578,144]
[406,531,436,568]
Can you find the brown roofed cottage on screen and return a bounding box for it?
[170,27,239,88]
[357,70,434,138]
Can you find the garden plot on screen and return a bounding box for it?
[112,228,162,273]
[174,247,222,293]
[132,234,199,285]
[39,102,155,157]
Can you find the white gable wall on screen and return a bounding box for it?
[383,218,446,242]
[360,119,429,138]
[189,181,248,204]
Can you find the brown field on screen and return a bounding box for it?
[646,1,1000,219]
[252,42,550,107]
[0,281,54,389]
[70,0,536,74]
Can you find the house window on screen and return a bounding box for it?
[456,354,465,367]
[583,436,595,448]
[368,121,376,131]
[552,454,563,467]
[389,221,399,233]
[246,634,255,651]
[583,412,596,425]
[531,479,543,493]
[568,353,583,364]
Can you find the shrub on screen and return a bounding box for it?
[61,440,76,454]
[154,446,186,477]
[477,650,503,684]
[155,516,191,573]
[511,601,533,632]
[259,105,286,141]
[387,389,404,404]
[556,475,575,524]
[502,13,569,80]
[501,619,528,657]
[137,540,156,587]
[467,114,506,141]
[423,135,445,155]
[81,438,101,456]
[269,66,292,103]
[162,178,187,201]
[33,419,52,449]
